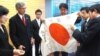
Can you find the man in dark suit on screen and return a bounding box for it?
[74,7,90,56]
[32,9,42,56]
[70,4,100,56]
[0,5,25,56]
[79,7,90,32]
[9,2,34,56]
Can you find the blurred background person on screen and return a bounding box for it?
[32,9,42,56]
[53,3,68,56]
[59,3,68,15]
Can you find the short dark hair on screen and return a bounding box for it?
[35,9,42,14]
[89,4,100,14]
[0,5,9,16]
[80,7,89,13]
[59,3,68,10]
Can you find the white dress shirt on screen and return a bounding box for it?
[36,18,41,27]
[18,14,24,20]
[0,25,4,32]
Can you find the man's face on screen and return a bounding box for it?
[0,15,8,23]
[60,7,68,15]
[17,5,26,15]
[89,11,97,19]
[80,10,89,20]
[36,12,42,19]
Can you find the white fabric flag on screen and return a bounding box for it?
[39,12,78,56]
[32,45,35,56]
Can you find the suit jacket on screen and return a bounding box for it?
[75,17,82,24]
[73,17,100,56]
[32,19,42,44]
[0,25,13,56]
[9,14,33,48]
[81,20,87,32]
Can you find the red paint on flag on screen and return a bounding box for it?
[49,23,70,46]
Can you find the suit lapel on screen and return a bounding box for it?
[25,15,30,27]
[0,28,5,42]
[35,19,40,28]
[40,21,42,27]
[35,19,42,28]
[0,25,8,39]
[0,28,4,35]
[16,14,27,27]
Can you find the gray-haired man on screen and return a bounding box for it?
[9,2,34,56]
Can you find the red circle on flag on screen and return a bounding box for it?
[49,23,70,46]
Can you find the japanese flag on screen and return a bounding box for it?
[39,12,78,56]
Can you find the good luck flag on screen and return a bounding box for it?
[39,12,78,56]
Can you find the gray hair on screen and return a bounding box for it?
[15,2,25,9]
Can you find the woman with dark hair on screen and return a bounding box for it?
[0,5,25,56]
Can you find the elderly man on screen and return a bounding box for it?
[9,2,34,56]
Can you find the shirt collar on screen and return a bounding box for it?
[36,18,40,21]
[86,18,89,22]
[18,13,24,19]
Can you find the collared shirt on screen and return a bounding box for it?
[0,25,4,32]
[86,18,89,22]
[18,13,24,20]
[75,18,89,31]
[36,18,41,27]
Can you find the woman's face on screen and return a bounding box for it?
[0,15,8,23]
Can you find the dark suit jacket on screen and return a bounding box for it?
[73,17,100,56]
[9,14,33,48]
[32,19,42,44]
[0,25,13,56]
[81,20,87,32]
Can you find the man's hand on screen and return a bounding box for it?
[31,37,35,45]
[13,49,25,56]
[77,12,81,17]
[18,45,25,50]
[70,24,76,31]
